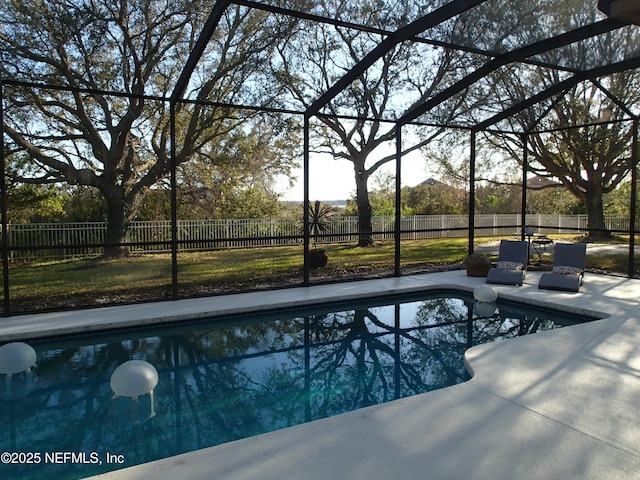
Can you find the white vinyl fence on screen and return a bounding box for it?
[3,214,634,261]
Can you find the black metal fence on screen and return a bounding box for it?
[3,213,632,261]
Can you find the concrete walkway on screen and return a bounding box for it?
[2,270,639,479]
[475,240,639,257]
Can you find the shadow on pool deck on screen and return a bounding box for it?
[83,269,640,480]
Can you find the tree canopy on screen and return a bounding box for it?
[273,0,480,246]
[2,0,639,250]
[1,0,299,256]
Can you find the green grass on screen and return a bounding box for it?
[2,236,637,314]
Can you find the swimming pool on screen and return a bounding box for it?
[0,289,595,480]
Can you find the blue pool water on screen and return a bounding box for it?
[0,289,595,479]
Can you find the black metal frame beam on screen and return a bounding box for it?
[473,55,640,132]
[236,0,588,76]
[468,130,476,253]
[590,78,638,118]
[305,0,489,118]
[170,0,232,102]
[0,81,9,315]
[629,118,638,278]
[399,17,627,127]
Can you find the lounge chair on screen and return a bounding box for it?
[538,242,587,292]
[486,240,528,286]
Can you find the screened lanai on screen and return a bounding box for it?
[1,0,639,315]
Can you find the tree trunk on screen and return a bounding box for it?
[354,165,374,247]
[585,188,610,240]
[103,187,130,258]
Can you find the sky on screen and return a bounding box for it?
[278,150,433,202]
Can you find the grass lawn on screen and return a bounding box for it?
[2,237,637,314]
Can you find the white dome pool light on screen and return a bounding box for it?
[0,342,38,400]
[0,342,37,379]
[110,360,158,424]
[473,300,497,318]
[473,285,498,303]
[110,360,158,401]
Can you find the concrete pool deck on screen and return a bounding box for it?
[2,269,639,479]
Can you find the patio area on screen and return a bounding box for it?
[2,269,637,480]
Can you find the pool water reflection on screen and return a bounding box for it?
[0,290,594,480]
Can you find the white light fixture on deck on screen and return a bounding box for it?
[473,285,498,303]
